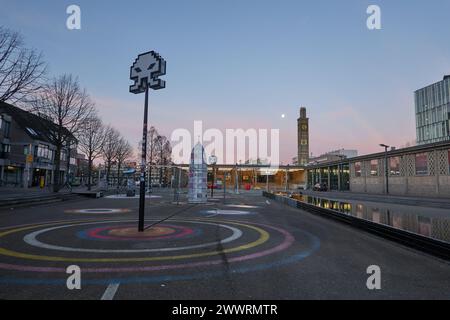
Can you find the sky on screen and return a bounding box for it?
[1,0,450,163]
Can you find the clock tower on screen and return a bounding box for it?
[297,107,309,165]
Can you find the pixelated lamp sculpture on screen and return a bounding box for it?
[130,51,166,232]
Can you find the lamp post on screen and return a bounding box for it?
[223,172,227,204]
[130,51,166,232]
[379,144,389,195]
[235,163,239,194]
[208,155,217,198]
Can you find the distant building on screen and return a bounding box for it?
[308,149,358,165]
[0,101,77,187]
[415,75,450,145]
[297,107,309,165]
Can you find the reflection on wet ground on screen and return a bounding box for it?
[280,192,450,244]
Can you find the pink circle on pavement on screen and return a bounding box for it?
[85,224,194,241]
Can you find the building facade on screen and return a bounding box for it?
[415,75,450,145]
[309,149,358,165]
[297,107,309,165]
[0,101,77,188]
[306,141,450,198]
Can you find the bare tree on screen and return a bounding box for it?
[115,137,133,188]
[102,125,120,187]
[30,74,94,192]
[146,126,158,187]
[77,115,105,191]
[155,135,172,185]
[0,26,46,103]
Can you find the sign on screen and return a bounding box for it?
[26,154,33,163]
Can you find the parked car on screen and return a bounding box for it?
[313,183,328,192]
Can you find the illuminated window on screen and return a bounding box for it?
[37,144,50,159]
[415,153,428,175]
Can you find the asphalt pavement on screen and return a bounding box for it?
[0,190,448,300]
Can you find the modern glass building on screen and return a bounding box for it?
[415,75,450,145]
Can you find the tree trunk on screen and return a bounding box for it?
[116,161,122,192]
[106,161,111,189]
[53,146,62,193]
[149,148,153,189]
[87,158,92,191]
[66,143,71,187]
[159,150,163,185]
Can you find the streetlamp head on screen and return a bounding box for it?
[379,144,389,148]
[130,51,166,93]
[208,155,218,165]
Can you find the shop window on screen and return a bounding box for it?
[389,157,400,176]
[448,150,450,173]
[370,160,378,176]
[415,153,428,175]
[354,162,362,177]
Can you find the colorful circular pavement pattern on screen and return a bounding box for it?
[0,216,320,285]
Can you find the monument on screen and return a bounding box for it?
[188,142,208,203]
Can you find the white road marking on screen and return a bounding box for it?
[101,283,120,300]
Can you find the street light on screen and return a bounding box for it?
[129,51,166,232]
[208,155,217,198]
[379,144,390,195]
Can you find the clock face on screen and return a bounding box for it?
[301,125,308,130]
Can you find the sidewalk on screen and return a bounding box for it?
[0,185,100,201]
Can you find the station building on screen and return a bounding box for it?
[306,141,450,198]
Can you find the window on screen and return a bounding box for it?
[37,144,50,159]
[60,150,67,161]
[26,127,38,136]
[3,120,11,138]
[370,160,378,176]
[1,144,11,153]
[448,150,450,173]
[389,157,400,176]
[354,162,362,177]
[415,153,428,175]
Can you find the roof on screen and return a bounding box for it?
[0,100,75,144]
